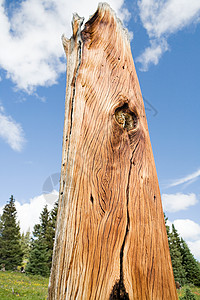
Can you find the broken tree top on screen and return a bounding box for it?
[48,3,178,300]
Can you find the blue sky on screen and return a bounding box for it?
[0,0,200,260]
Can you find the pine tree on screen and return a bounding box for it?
[26,203,58,276]
[20,230,31,260]
[164,214,200,287]
[0,195,23,270]
[26,234,50,276]
[164,215,186,285]
[40,205,50,239]
[180,238,200,286]
[164,213,170,237]
[26,206,50,276]
[46,200,58,269]
[38,204,53,269]
[168,224,187,285]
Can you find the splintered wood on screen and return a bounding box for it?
[48,3,178,300]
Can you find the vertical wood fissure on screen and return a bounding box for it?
[48,15,84,300]
[66,40,82,167]
[49,4,178,299]
[58,36,83,298]
[119,142,139,299]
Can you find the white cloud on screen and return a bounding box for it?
[0,107,26,151]
[0,191,58,234]
[168,168,200,187]
[137,0,200,70]
[0,105,4,112]
[167,219,200,261]
[162,193,198,213]
[173,219,200,241]
[187,240,200,262]
[136,39,168,71]
[16,191,58,234]
[0,0,128,93]
[173,219,200,261]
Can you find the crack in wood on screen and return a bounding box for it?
[110,143,139,299]
[49,4,178,299]
[66,39,82,166]
[109,280,129,299]
[90,194,94,204]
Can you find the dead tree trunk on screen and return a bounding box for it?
[48,3,178,300]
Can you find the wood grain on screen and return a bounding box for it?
[48,3,178,299]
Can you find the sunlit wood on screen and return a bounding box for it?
[48,3,178,299]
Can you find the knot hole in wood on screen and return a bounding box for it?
[114,103,138,131]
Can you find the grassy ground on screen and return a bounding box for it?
[177,285,200,299]
[0,271,48,299]
[0,271,200,299]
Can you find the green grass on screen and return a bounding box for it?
[1,271,200,299]
[178,285,200,299]
[0,271,48,299]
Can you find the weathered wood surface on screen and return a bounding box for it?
[48,3,178,300]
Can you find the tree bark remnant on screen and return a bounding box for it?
[48,3,178,300]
